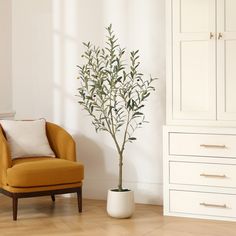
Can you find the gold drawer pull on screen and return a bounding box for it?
[200,144,226,149]
[200,173,226,178]
[200,202,227,208]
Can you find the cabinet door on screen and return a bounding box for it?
[217,0,236,120]
[172,0,216,120]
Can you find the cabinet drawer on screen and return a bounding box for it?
[170,190,236,218]
[169,133,236,158]
[170,162,236,188]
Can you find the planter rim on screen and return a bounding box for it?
[108,188,133,192]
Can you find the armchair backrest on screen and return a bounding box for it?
[0,125,12,185]
[46,122,76,162]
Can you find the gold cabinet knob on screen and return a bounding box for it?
[210,32,214,39]
[218,33,223,40]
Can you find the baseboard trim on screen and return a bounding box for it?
[82,179,163,205]
[0,111,15,119]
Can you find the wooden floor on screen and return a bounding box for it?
[0,196,235,236]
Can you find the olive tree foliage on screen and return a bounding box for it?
[77,24,156,191]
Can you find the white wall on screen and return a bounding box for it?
[0,0,12,114]
[12,0,165,205]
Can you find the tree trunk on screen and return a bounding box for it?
[118,153,123,191]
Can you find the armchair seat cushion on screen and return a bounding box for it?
[6,157,84,187]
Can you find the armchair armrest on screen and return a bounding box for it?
[0,126,12,185]
[46,122,76,162]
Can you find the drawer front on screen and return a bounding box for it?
[170,190,236,218]
[169,133,236,158]
[170,162,236,188]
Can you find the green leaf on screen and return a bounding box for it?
[133,112,143,116]
[76,24,157,154]
[129,137,137,141]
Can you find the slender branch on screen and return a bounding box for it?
[102,106,122,154]
[120,111,131,154]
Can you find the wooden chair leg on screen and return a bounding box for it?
[77,187,82,213]
[12,195,18,221]
[51,194,55,202]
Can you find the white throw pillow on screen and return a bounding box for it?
[0,119,55,159]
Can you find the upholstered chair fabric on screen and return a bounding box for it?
[0,122,84,220]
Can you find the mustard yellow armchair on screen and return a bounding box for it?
[0,122,84,220]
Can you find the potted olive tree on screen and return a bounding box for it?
[77,25,156,218]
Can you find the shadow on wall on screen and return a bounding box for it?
[73,134,107,180]
[49,0,164,203]
[51,0,105,126]
[50,0,130,200]
[12,0,164,203]
[74,134,113,199]
[73,134,140,201]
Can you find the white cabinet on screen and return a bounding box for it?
[172,0,216,121]
[170,162,236,188]
[169,132,236,158]
[164,126,236,222]
[170,190,236,219]
[165,0,236,222]
[167,0,236,125]
[217,0,236,121]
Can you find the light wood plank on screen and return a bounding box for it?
[0,196,235,235]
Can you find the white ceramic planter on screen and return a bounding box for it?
[107,189,135,218]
